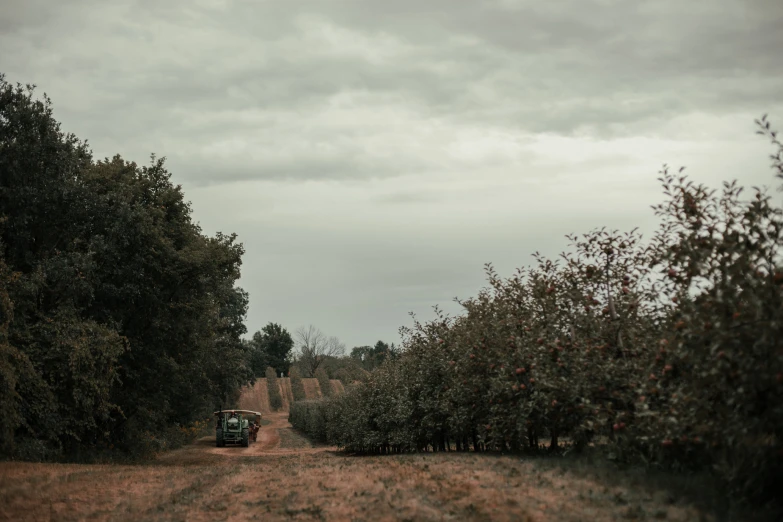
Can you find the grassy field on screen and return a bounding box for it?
[1,412,762,522]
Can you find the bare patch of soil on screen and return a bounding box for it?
[0,412,735,521]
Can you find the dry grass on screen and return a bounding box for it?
[234,377,345,416]
[278,378,294,410]
[0,413,757,522]
[330,380,345,395]
[237,379,272,414]
[301,379,322,400]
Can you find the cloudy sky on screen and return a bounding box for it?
[2,0,782,350]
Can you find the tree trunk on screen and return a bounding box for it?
[549,430,559,452]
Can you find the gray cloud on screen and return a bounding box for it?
[6,0,781,150]
[2,0,782,347]
[374,191,436,205]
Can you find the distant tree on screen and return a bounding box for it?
[314,367,332,398]
[295,325,345,377]
[350,340,400,371]
[350,345,373,367]
[289,365,306,402]
[254,322,294,375]
[246,337,268,377]
[265,366,282,411]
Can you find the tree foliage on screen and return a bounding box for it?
[350,340,400,371]
[246,337,268,378]
[254,322,293,376]
[0,74,253,458]
[291,118,783,507]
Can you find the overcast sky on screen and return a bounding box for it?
[2,0,782,350]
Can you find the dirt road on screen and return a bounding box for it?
[0,413,714,521]
[202,412,325,458]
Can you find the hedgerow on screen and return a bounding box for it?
[289,366,306,402]
[290,117,783,506]
[315,367,332,398]
[266,366,283,411]
[289,400,329,443]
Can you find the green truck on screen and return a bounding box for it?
[213,409,262,447]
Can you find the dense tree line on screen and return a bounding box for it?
[291,117,783,508]
[350,340,400,371]
[0,75,253,459]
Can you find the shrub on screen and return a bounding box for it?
[315,367,332,398]
[289,399,329,443]
[334,363,370,387]
[289,365,306,402]
[266,366,283,411]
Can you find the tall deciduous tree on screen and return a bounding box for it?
[295,325,345,377]
[254,322,293,375]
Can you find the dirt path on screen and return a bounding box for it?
[0,412,721,522]
[202,412,320,457]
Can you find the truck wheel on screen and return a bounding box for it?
[241,428,249,447]
[216,428,224,447]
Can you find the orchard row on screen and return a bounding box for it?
[291,118,783,505]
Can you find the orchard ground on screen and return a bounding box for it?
[0,411,745,522]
